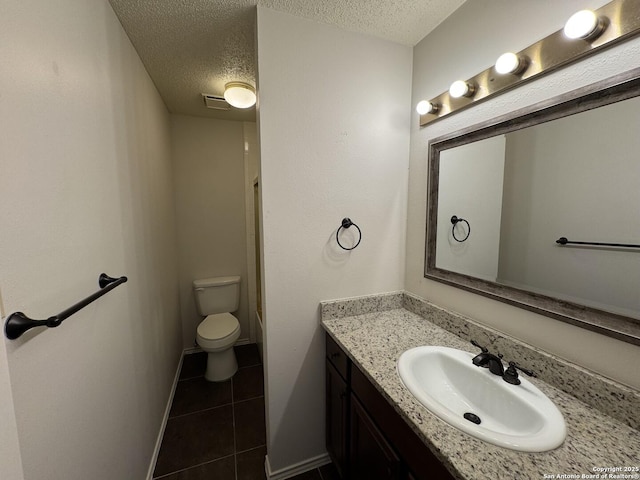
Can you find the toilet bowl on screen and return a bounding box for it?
[193,275,242,382]
[196,313,241,381]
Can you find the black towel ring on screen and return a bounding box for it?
[336,218,362,250]
[451,215,470,242]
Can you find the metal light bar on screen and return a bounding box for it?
[419,0,640,126]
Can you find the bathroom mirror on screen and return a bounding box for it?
[425,68,640,346]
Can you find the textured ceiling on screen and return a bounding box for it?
[108,0,465,121]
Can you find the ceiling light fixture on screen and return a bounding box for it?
[416,100,438,115]
[495,52,527,75]
[449,80,475,99]
[223,82,256,109]
[563,10,604,40]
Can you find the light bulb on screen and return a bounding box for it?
[449,80,473,99]
[224,82,256,109]
[416,100,437,115]
[495,52,524,75]
[564,10,601,39]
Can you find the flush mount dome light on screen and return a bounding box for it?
[416,100,438,115]
[495,52,526,75]
[563,10,603,40]
[449,80,474,99]
[223,82,256,109]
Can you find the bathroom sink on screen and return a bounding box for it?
[397,346,566,452]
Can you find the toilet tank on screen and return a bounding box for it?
[193,275,241,316]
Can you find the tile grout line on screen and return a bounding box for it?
[234,393,264,405]
[168,400,234,420]
[154,454,236,479]
[235,443,266,455]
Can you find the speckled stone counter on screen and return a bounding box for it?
[321,292,640,480]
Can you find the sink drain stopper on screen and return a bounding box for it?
[464,412,481,425]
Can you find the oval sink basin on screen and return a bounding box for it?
[397,346,566,452]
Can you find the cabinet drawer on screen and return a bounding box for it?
[326,334,350,380]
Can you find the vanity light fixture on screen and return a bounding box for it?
[449,80,475,99]
[416,100,438,115]
[563,10,605,40]
[495,52,527,75]
[223,82,256,109]
[417,0,640,126]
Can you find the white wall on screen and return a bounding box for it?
[256,6,412,473]
[498,99,640,318]
[0,332,23,480]
[437,136,505,281]
[407,0,640,389]
[170,115,250,348]
[0,0,182,478]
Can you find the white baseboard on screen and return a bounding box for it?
[183,345,202,355]
[265,453,331,480]
[146,351,185,480]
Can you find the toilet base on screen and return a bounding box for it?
[204,347,238,382]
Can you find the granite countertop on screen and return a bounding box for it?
[321,307,640,480]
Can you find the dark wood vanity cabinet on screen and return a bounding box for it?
[325,333,351,478]
[326,359,349,478]
[350,394,402,480]
[325,334,455,480]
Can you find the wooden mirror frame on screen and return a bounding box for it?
[425,67,640,346]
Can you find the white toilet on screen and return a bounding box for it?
[193,275,242,382]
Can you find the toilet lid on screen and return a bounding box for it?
[197,313,239,340]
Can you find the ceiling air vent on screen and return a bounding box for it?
[202,94,230,110]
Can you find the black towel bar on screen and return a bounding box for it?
[555,237,640,249]
[4,273,128,340]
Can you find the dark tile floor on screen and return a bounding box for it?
[153,344,340,480]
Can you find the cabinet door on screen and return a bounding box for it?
[350,395,401,480]
[351,365,455,480]
[326,359,349,478]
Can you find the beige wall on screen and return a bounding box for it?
[0,330,23,479]
[0,0,182,478]
[497,98,640,318]
[171,115,250,348]
[407,0,640,389]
